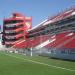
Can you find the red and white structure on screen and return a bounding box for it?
[2,7,75,60]
[2,13,32,47]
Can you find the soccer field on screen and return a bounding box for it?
[0,51,75,75]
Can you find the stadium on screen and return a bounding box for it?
[2,7,75,60]
[0,7,75,75]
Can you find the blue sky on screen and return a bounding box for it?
[0,0,75,27]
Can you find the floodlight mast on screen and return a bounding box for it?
[30,47,32,56]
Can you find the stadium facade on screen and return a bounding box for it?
[2,13,32,47]
[2,8,75,60]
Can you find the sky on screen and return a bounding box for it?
[0,0,75,27]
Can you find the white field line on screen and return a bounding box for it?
[3,53,75,72]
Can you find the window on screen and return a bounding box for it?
[5,26,16,30]
[17,24,23,28]
[4,20,23,24]
[17,30,24,34]
[5,36,24,41]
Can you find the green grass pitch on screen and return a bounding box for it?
[0,51,75,75]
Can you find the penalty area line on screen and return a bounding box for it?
[3,53,75,72]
